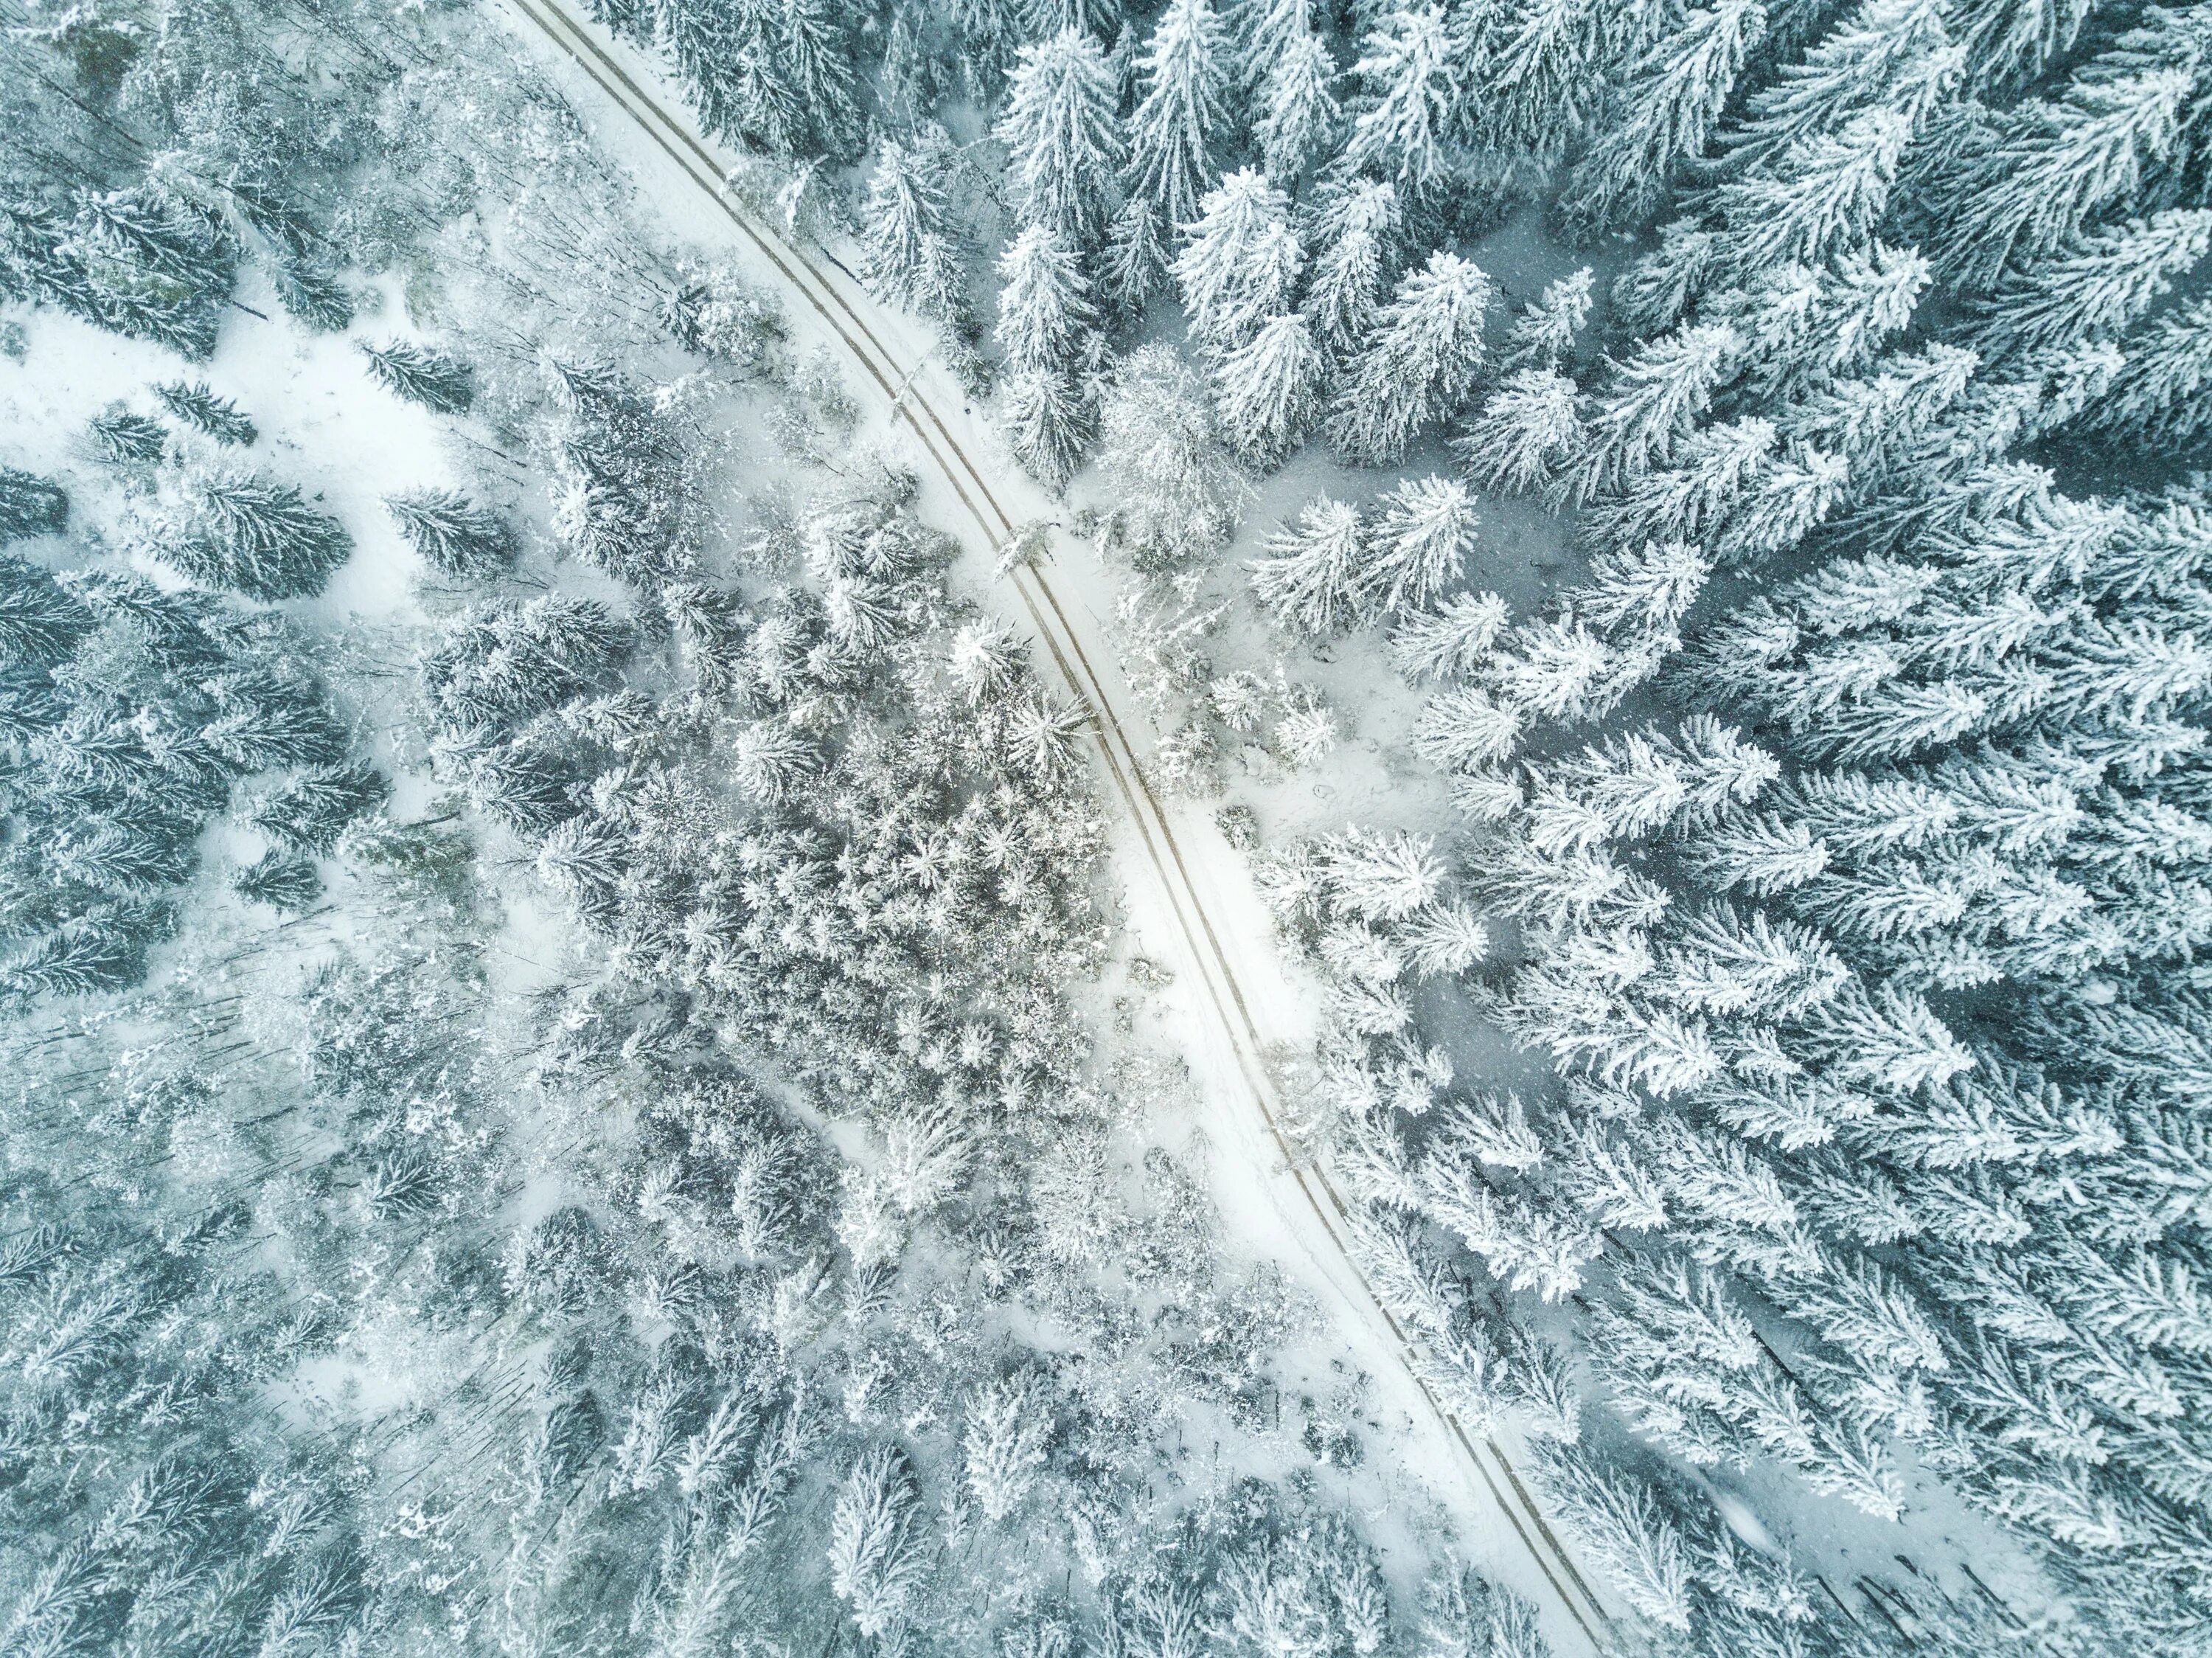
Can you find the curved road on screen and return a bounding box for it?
[501,2,1611,1644]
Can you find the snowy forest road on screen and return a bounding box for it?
[503,0,1612,1643]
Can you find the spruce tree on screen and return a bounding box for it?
[358,341,475,414]
[1172,168,1301,353]
[1360,476,1478,617]
[860,126,965,322]
[995,28,1124,247]
[1250,496,1364,635]
[1124,0,1231,232]
[1329,250,1492,466]
[155,380,257,445]
[385,490,518,578]
[1213,312,1322,464]
[1300,180,1401,359]
[0,465,69,545]
[87,406,167,462]
[156,469,354,600]
[1256,27,1341,182]
[1344,4,1461,197]
[996,224,1095,374]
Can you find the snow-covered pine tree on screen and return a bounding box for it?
[1172,168,1301,353]
[1212,311,1323,463]
[1343,3,1461,198]
[1300,178,1401,360]
[1250,496,1363,636]
[0,465,68,544]
[1500,266,1594,374]
[155,379,257,444]
[996,223,1095,375]
[1329,249,1492,466]
[995,27,1124,247]
[1256,26,1342,182]
[1559,0,1767,236]
[1359,476,1477,617]
[1456,368,1583,496]
[860,125,965,322]
[358,340,473,414]
[87,406,167,463]
[385,490,518,577]
[1124,0,1231,232]
[154,468,353,600]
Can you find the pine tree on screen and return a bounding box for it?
[1563,322,1741,502]
[358,341,474,414]
[1559,0,1767,235]
[232,847,322,911]
[996,28,1124,246]
[962,1371,1053,1522]
[0,466,68,545]
[87,406,167,462]
[1391,589,1510,679]
[1360,476,1477,617]
[1251,496,1364,635]
[1100,195,1170,317]
[1912,63,2194,291]
[1329,250,1492,466]
[1096,345,1248,564]
[1213,311,1322,463]
[1500,266,1594,373]
[860,126,964,322]
[1720,0,1958,173]
[386,491,519,578]
[779,0,863,159]
[1470,0,1623,167]
[1708,107,1912,277]
[1124,0,1230,231]
[1256,28,1341,182]
[1000,364,1093,488]
[1456,369,1583,496]
[1172,169,1301,353]
[1969,209,2212,369]
[1344,4,1461,197]
[996,224,1095,374]
[1300,180,1401,359]
[2079,291,2212,446]
[155,380,257,445]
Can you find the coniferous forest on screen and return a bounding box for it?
[4,1,2212,1656]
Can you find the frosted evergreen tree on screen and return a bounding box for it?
[996,223,1095,374]
[88,406,166,462]
[2077,291,2212,445]
[1344,4,1461,197]
[1391,589,1510,679]
[1456,369,1583,496]
[1360,476,1477,616]
[1001,365,1093,488]
[1213,311,1323,463]
[1329,250,1492,466]
[1300,179,1401,359]
[1720,0,1959,173]
[0,465,68,544]
[1500,266,1594,373]
[1096,345,1248,564]
[155,379,257,445]
[1969,209,2212,368]
[1909,61,2195,291]
[1562,322,1741,501]
[1955,0,2101,94]
[1172,169,1301,353]
[1559,0,1767,235]
[1250,496,1363,635]
[386,490,518,578]
[860,125,964,322]
[995,28,1124,247]
[1708,107,1912,277]
[1256,27,1342,182]
[1100,195,1170,316]
[153,468,353,600]
[1468,0,1625,166]
[1125,0,1231,232]
[359,341,474,414]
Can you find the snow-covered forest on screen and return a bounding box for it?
[4,0,2212,1655]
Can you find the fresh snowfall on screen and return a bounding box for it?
[4,1,2212,1657]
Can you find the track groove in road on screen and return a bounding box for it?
[501,1,1611,1640]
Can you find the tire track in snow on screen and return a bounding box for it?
[500,1,1612,1640]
